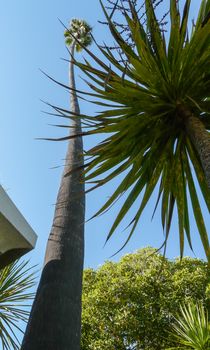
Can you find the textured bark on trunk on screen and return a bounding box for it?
[177,104,210,189]
[185,115,210,189]
[21,44,85,350]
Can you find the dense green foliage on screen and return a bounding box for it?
[81,248,209,350]
[55,0,210,261]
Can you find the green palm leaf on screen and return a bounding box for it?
[0,260,36,350]
[168,302,210,349]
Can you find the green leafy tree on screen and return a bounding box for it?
[168,302,210,350]
[21,19,92,350]
[56,0,210,261]
[81,248,209,350]
[0,261,35,350]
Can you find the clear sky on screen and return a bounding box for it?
[0,0,208,281]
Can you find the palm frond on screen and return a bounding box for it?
[0,260,36,350]
[168,302,210,350]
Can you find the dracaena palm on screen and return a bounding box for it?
[56,0,210,262]
[168,302,210,350]
[21,19,92,350]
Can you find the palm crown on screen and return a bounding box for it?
[64,19,92,52]
[57,0,210,262]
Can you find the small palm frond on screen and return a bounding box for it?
[168,302,210,350]
[64,18,92,51]
[57,1,210,260]
[0,260,36,350]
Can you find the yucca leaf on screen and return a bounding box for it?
[99,0,139,62]
[180,0,191,49]
[117,150,167,246]
[181,151,192,250]
[144,0,168,76]
[105,173,148,242]
[186,137,210,212]
[184,154,210,261]
[124,14,152,61]
[89,163,142,220]
[173,139,185,257]
[201,0,210,26]
[180,22,210,89]
[168,0,181,66]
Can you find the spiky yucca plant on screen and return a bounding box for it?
[168,302,210,349]
[54,0,210,262]
[0,261,35,350]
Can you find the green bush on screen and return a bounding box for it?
[81,248,209,350]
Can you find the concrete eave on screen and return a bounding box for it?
[0,185,37,267]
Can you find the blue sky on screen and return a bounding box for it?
[0,0,208,278]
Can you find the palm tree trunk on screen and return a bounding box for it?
[177,104,210,189]
[21,44,85,350]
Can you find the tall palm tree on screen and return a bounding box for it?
[21,19,92,350]
[57,0,210,263]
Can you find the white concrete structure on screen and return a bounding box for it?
[0,185,37,268]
